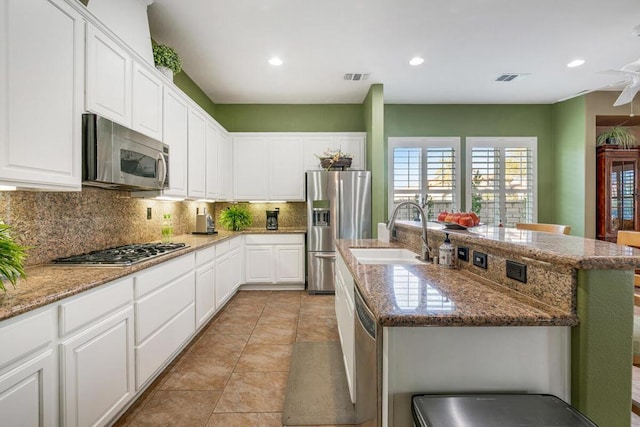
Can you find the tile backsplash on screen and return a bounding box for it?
[0,187,306,267]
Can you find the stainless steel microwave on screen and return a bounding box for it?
[82,114,169,190]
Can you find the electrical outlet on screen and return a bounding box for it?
[457,246,469,262]
[147,207,152,220]
[506,260,527,283]
[473,251,488,269]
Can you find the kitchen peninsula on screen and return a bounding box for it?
[335,221,637,427]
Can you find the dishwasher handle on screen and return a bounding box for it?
[355,287,376,339]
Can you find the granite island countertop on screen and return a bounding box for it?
[0,227,306,322]
[336,238,578,327]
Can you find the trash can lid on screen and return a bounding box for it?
[411,394,597,427]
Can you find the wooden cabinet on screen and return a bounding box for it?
[205,122,219,200]
[217,132,233,200]
[334,252,355,403]
[244,234,305,286]
[187,107,207,199]
[269,137,305,200]
[132,62,163,140]
[86,23,132,126]
[0,308,56,427]
[233,137,270,200]
[215,237,243,307]
[162,86,189,197]
[596,146,640,242]
[58,277,135,427]
[0,0,84,190]
[195,247,216,330]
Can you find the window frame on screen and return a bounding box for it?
[465,136,538,226]
[387,137,462,220]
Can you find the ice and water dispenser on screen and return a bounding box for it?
[311,200,330,227]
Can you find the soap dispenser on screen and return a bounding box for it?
[438,233,456,268]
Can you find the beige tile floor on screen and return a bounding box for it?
[114,290,346,427]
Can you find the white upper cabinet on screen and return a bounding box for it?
[162,87,188,197]
[269,137,304,200]
[132,62,163,140]
[233,134,304,201]
[0,0,84,190]
[86,23,132,126]
[187,107,207,199]
[303,133,367,171]
[233,137,269,200]
[205,122,219,200]
[217,131,233,201]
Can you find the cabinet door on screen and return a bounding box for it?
[60,306,135,427]
[275,244,305,283]
[245,245,273,284]
[269,137,304,200]
[215,255,232,308]
[195,262,216,329]
[132,62,163,140]
[217,132,233,200]
[304,136,336,171]
[162,87,188,197]
[336,135,366,170]
[229,248,243,292]
[187,107,207,198]
[205,123,219,200]
[233,137,269,200]
[86,24,132,126]
[0,350,55,427]
[0,0,83,190]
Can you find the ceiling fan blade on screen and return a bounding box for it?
[600,69,640,79]
[622,59,640,72]
[613,81,640,106]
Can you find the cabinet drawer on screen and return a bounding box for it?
[196,246,215,266]
[229,236,242,251]
[0,308,54,369]
[245,234,304,245]
[135,303,195,389]
[135,271,195,344]
[59,277,133,336]
[135,253,195,298]
[215,240,230,258]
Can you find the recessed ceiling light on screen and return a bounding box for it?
[269,57,283,66]
[567,59,585,68]
[409,57,424,66]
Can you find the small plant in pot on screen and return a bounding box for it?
[0,222,29,292]
[219,204,253,231]
[596,125,638,149]
[152,43,182,80]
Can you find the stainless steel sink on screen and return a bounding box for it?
[349,248,424,265]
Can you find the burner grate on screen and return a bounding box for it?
[53,242,188,266]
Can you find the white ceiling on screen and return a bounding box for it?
[147,0,640,105]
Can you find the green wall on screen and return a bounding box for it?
[173,70,216,119]
[213,104,364,132]
[552,97,587,236]
[364,85,385,236]
[384,104,555,221]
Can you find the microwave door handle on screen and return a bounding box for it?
[157,153,167,185]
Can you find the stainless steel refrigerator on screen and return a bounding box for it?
[306,171,372,294]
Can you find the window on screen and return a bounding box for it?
[466,137,537,227]
[388,138,461,221]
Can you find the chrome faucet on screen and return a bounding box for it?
[387,201,432,262]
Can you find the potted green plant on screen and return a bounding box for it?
[0,222,29,292]
[219,204,253,231]
[315,148,352,170]
[152,43,182,80]
[596,125,638,149]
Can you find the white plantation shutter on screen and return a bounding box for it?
[388,138,461,221]
[466,137,536,226]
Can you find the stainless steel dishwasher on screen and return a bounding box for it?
[354,286,379,426]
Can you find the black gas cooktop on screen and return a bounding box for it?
[52,242,188,267]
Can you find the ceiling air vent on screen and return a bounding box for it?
[495,73,531,82]
[344,73,370,81]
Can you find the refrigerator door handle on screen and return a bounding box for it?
[314,253,337,260]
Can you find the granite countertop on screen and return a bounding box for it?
[0,227,306,322]
[335,239,578,328]
[397,221,640,270]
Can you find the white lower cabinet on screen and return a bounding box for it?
[335,252,355,403]
[134,254,196,389]
[195,246,216,330]
[215,237,243,308]
[244,234,305,286]
[0,308,56,427]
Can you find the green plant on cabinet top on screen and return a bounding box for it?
[596,125,638,149]
[152,43,182,75]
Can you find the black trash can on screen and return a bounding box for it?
[411,394,597,426]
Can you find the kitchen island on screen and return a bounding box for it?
[336,222,637,427]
